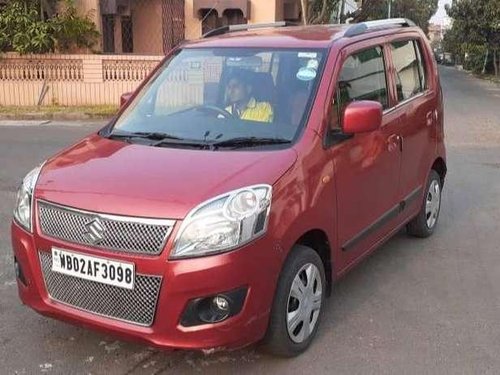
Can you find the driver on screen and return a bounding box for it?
[225,70,274,123]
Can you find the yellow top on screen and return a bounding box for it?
[226,97,274,123]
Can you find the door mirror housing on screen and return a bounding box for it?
[120,92,133,107]
[343,101,383,134]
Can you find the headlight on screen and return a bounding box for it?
[13,165,43,232]
[171,185,272,259]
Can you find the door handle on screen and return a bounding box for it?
[426,110,436,126]
[387,134,402,152]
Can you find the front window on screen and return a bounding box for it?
[338,46,388,109]
[330,46,388,130]
[109,48,326,150]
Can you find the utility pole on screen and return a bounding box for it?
[337,0,346,23]
[388,0,392,18]
[301,0,308,25]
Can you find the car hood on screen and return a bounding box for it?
[36,134,297,219]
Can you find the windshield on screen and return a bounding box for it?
[109,47,326,150]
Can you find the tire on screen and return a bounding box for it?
[262,245,326,357]
[407,169,442,238]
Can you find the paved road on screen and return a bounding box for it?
[1,67,500,374]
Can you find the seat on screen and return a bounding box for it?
[289,82,311,126]
[251,72,276,104]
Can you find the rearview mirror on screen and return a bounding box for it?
[120,92,133,107]
[343,101,383,134]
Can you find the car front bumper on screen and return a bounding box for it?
[11,221,283,350]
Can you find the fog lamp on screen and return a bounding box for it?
[213,295,230,312]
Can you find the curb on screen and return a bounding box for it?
[0,119,108,127]
[454,66,500,86]
[0,113,114,121]
[0,120,51,127]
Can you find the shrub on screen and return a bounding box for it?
[0,0,99,54]
[51,0,100,52]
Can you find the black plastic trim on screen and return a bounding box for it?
[342,186,422,251]
[342,203,401,252]
[402,185,422,210]
[14,257,27,286]
[323,129,353,148]
[180,287,248,327]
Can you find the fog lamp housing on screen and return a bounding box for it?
[14,257,27,286]
[180,287,248,327]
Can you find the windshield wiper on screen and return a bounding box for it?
[107,131,184,141]
[152,138,209,148]
[211,137,291,149]
[107,130,209,149]
[107,132,291,150]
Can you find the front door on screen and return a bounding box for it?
[328,44,403,269]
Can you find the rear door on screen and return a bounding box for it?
[327,43,403,269]
[386,36,437,219]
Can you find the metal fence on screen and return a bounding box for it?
[0,53,162,106]
[0,0,189,106]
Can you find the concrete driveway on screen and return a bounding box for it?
[1,67,500,374]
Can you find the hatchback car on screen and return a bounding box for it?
[12,18,446,357]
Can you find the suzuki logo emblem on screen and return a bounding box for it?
[83,218,106,244]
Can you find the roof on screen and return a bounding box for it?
[185,25,351,49]
[184,21,421,50]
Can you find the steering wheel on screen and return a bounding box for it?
[193,105,236,119]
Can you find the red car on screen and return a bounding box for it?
[12,19,446,357]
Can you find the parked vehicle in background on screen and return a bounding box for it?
[435,52,443,64]
[12,19,446,357]
[443,52,454,65]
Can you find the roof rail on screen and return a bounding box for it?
[344,18,416,38]
[202,21,296,38]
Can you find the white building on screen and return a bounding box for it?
[344,0,359,14]
[331,0,360,23]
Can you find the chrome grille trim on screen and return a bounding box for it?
[37,200,175,255]
[39,251,162,326]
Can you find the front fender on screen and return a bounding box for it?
[269,138,338,276]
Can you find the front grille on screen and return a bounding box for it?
[37,200,175,255]
[39,252,162,326]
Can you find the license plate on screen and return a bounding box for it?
[51,248,135,290]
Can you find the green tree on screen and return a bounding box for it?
[300,0,340,24]
[353,0,439,32]
[442,25,462,62]
[445,0,500,76]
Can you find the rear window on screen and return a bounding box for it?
[414,40,427,90]
[391,40,426,101]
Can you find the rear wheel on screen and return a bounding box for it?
[407,169,442,238]
[262,245,326,357]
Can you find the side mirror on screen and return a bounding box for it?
[120,92,133,107]
[343,101,383,134]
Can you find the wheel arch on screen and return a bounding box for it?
[431,157,447,186]
[294,229,333,296]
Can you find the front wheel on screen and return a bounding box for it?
[407,169,442,238]
[262,245,326,357]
